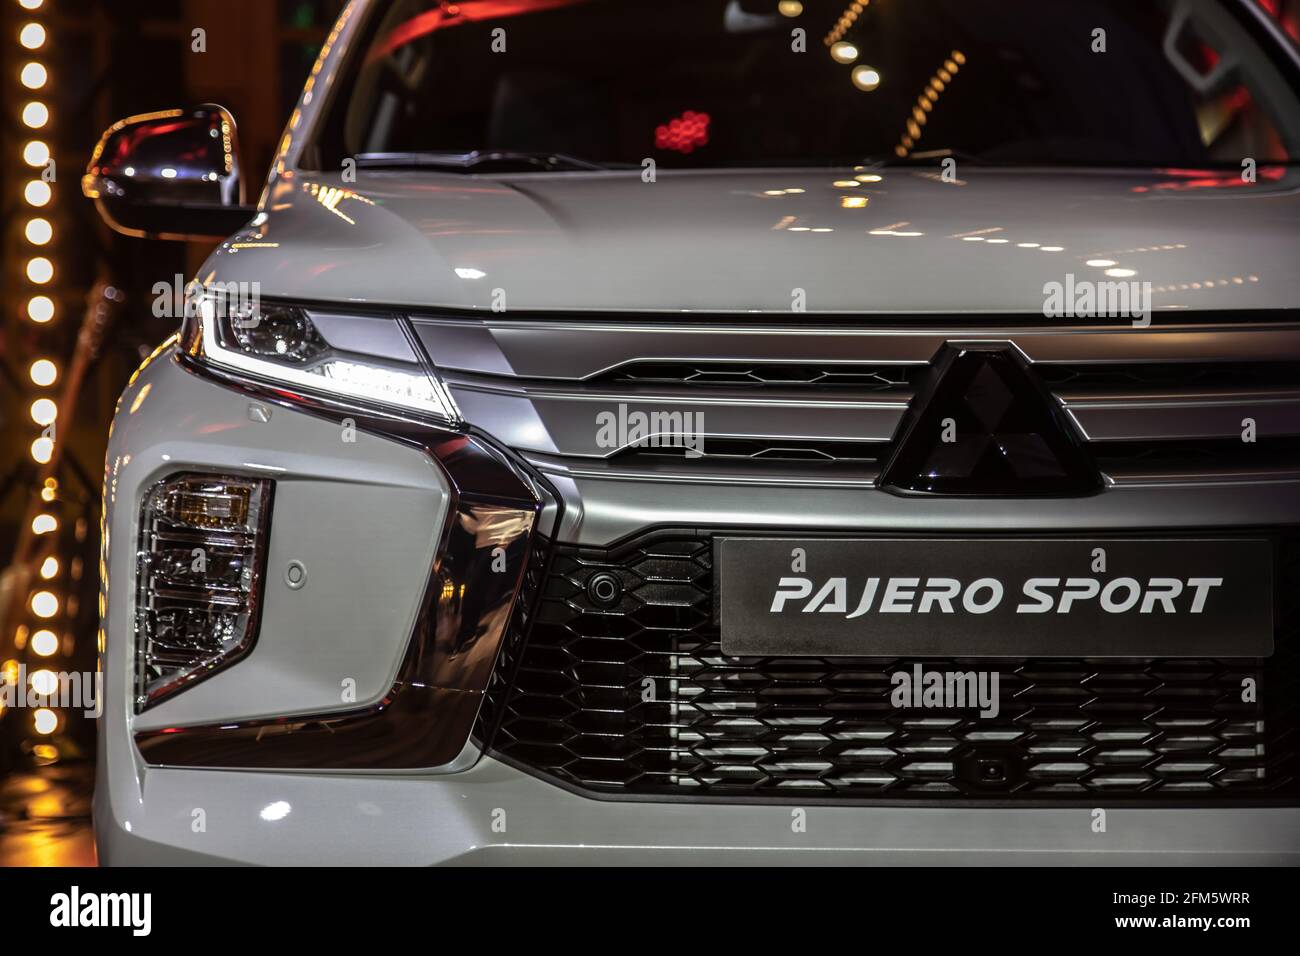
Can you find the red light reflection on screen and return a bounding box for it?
[369,0,588,62]
[655,110,710,154]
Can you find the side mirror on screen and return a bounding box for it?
[82,104,256,241]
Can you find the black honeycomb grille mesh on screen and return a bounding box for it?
[486,530,1300,801]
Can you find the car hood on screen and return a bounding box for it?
[205,165,1300,314]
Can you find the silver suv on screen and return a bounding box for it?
[86,0,1300,864]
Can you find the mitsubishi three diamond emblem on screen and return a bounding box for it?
[881,346,1102,496]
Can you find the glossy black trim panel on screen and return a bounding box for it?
[880,345,1103,497]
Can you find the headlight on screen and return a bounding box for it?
[181,290,460,425]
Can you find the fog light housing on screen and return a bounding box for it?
[135,474,272,712]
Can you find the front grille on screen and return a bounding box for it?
[1041,357,1300,482]
[443,331,1300,482]
[592,355,1300,481]
[485,530,1300,802]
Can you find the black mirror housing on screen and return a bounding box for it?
[83,105,256,241]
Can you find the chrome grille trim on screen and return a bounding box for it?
[1063,394,1300,442]
[446,373,908,458]
[411,316,1300,379]
[523,451,881,488]
[1102,464,1300,486]
[412,316,1300,484]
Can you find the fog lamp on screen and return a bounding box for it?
[135,474,272,711]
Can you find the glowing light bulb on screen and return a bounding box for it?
[851,66,881,92]
[20,62,47,89]
[25,181,52,206]
[19,22,47,50]
[31,590,59,618]
[30,398,57,425]
[30,359,57,385]
[25,218,52,245]
[23,140,49,166]
[830,41,858,64]
[22,101,49,128]
[34,709,59,735]
[32,629,59,656]
[26,257,54,283]
[28,295,54,323]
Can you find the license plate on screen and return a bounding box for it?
[716,537,1273,658]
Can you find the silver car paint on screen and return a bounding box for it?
[97,753,1300,866]
[103,346,448,734]
[209,165,1300,315]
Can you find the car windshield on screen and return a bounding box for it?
[312,0,1300,169]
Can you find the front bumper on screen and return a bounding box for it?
[96,345,1300,865]
[97,756,1300,865]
